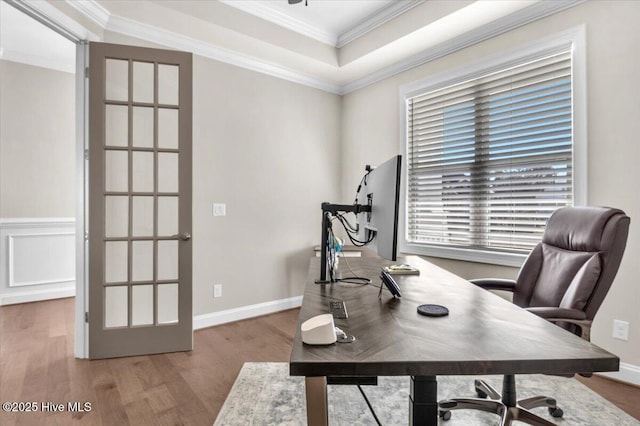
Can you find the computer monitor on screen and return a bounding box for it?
[355,154,402,261]
[315,155,402,283]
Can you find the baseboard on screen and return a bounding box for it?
[0,285,76,306]
[597,362,640,387]
[193,296,303,330]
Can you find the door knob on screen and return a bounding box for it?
[171,232,192,241]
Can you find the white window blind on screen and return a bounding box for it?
[406,50,573,254]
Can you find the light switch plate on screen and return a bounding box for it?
[213,203,226,217]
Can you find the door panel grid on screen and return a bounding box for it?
[103,58,179,328]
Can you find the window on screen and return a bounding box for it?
[401,31,585,266]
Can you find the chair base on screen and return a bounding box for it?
[439,376,563,426]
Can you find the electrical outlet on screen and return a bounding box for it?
[213,284,222,298]
[213,203,226,217]
[612,320,629,341]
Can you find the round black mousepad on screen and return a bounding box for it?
[417,304,449,317]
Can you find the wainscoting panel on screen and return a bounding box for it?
[0,218,76,305]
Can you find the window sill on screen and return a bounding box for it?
[400,242,527,268]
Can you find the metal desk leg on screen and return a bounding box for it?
[409,375,438,426]
[305,376,328,426]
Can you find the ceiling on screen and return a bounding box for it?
[1,0,583,93]
[218,0,417,46]
[0,1,76,74]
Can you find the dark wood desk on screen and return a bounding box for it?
[289,256,619,425]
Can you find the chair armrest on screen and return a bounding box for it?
[526,307,592,340]
[470,278,516,292]
[526,307,587,321]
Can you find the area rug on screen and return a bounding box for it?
[214,363,639,426]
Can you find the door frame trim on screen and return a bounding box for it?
[75,42,90,359]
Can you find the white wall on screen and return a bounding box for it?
[190,55,341,316]
[0,60,77,305]
[0,60,75,218]
[104,31,342,317]
[341,1,640,372]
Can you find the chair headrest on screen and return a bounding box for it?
[542,206,625,252]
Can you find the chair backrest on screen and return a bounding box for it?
[513,206,630,322]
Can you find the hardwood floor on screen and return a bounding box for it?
[1,297,638,425]
[1,298,297,426]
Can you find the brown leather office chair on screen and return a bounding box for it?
[439,206,630,426]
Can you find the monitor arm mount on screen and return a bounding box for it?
[316,202,371,284]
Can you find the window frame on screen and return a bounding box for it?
[398,26,587,267]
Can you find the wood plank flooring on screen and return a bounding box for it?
[1,297,638,425]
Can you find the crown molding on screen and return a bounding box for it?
[219,0,337,46]
[57,0,584,95]
[220,0,426,48]
[340,0,585,94]
[65,0,110,28]
[337,0,424,48]
[106,14,342,94]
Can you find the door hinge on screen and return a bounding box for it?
[85,66,89,78]
[84,149,89,160]
[84,232,88,241]
[85,312,89,323]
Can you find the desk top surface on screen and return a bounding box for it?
[289,255,619,377]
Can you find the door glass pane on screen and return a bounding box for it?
[105,150,128,192]
[133,61,154,103]
[158,283,178,324]
[132,106,154,148]
[132,285,154,326]
[158,108,178,149]
[158,153,178,193]
[157,240,178,280]
[105,105,128,147]
[157,196,178,237]
[132,196,154,237]
[105,241,128,283]
[105,286,128,328]
[105,59,128,102]
[105,196,129,238]
[132,241,153,282]
[158,64,179,105]
[132,151,154,192]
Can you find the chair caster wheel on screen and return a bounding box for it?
[439,410,452,421]
[548,407,564,418]
[476,390,488,399]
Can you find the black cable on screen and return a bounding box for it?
[332,217,367,247]
[333,214,374,246]
[353,170,371,205]
[338,277,371,285]
[327,220,337,282]
[357,384,382,426]
[336,212,358,232]
[343,229,374,247]
[337,251,371,285]
[325,211,375,284]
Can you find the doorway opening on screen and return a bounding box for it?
[0,0,88,357]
